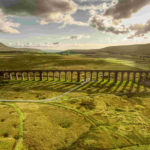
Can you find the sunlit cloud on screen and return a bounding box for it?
[0,9,20,34]
[0,0,88,33]
[89,0,150,39]
[1,0,150,49]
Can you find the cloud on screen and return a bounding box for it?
[0,0,88,27]
[105,0,150,20]
[128,19,150,38]
[77,0,117,11]
[57,14,88,28]
[89,0,150,38]
[70,35,82,40]
[36,0,77,24]
[53,42,59,45]
[1,0,76,15]
[62,34,90,40]
[70,35,90,40]
[0,9,20,34]
[89,15,128,35]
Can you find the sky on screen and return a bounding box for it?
[0,0,150,51]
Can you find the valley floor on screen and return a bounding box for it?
[0,79,150,150]
[0,52,150,149]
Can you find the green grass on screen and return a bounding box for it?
[0,52,141,70]
[16,103,91,150]
[62,43,150,70]
[0,79,149,101]
[8,104,24,150]
[0,80,78,100]
[0,80,150,149]
[0,103,21,150]
[1,51,150,149]
[56,93,150,149]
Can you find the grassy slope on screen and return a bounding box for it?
[58,92,150,150]
[63,43,150,55]
[1,84,150,149]
[0,48,150,149]
[0,42,146,70]
[0,79,150,149]
[0,43,41,53]
[18,103,91,150]
[0,103,20,150]
[0,53,142,70]
[61,43,150,60]
[0,81,78,100]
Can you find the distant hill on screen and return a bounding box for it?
[0,43,42,53]
[61,43,150,58]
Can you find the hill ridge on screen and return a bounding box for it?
[0,42,42,53]
[61,43,150,57]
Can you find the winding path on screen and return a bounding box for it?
[0,80,90,103]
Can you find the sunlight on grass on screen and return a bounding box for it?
[16,103,91,150]
[0,103,21,150]
[1,52,150,149]
[104,58,136,67]
[103,57,149,70]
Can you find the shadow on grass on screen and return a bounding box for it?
[103,81,116,93]
[77,80,149,97]
[0,80,78,93]
[94,80,110,93]
[128,81,134,93]
[120,81,129,93]
[112,81,122,93]
[0,79,149,97]
[136,82,141,93]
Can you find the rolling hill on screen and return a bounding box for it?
[0,43,42,53]
[61,43,150,59]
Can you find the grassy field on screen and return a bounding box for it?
[0,52,143,70]
[0,51,150,150]
[61,43,150,68]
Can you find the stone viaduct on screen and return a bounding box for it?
[0,70,150,83]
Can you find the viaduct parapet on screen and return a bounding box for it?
[0,70,150,83]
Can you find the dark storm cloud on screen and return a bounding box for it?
[0,0,76,16]
[0,0,19,8]
[0,0,78,33]
[36,0,76,15]
[0,0,37,15]
[105,0,150,20]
